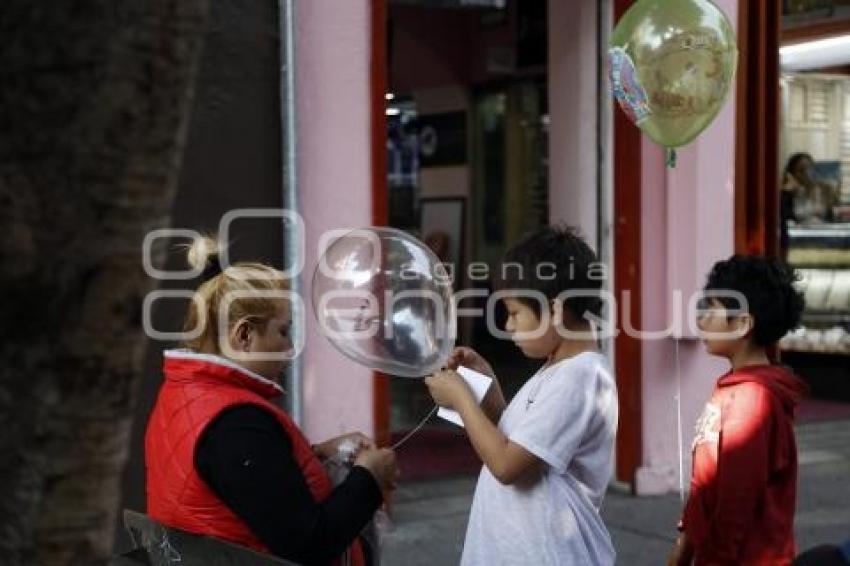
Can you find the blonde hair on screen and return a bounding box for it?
[183,236,288,354]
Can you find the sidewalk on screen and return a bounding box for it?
[381,419,850,565]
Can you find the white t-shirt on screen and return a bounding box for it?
[461,351,618,566]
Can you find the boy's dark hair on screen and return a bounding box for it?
[494,225,602,322]
[704,255,804,347]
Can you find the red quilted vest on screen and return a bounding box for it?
[145,349,364,565]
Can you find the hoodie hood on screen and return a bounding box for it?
[718,364,808,412]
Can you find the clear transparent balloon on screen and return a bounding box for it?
[312,227,455,378]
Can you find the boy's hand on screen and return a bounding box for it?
[446,346,495,378]
[425,369,473,410]
[447,346,507,424]
[666,534,694,566]
[666,544,681,566]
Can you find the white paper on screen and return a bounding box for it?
[436,366,493,427]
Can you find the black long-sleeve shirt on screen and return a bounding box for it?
[195,404,382,565]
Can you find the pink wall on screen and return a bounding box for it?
[297,0,375,442]
[635,0,739,495]
[548,0,600,245]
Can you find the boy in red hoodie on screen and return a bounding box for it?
[668,255,808,566]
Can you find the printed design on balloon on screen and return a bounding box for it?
[609,47,651,126]
[640,28,728,118]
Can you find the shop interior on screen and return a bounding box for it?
[384,0,549,477]
[777,0,850,420]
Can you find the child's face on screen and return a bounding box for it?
[503,297,561,360]
[696,298,750,358]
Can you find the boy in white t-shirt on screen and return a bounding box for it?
[425,225,618,566]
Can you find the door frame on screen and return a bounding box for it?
[734,1,781,257]
[611,0,644,490]
[371,0,391,446]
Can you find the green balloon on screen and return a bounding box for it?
[609,0,738,148]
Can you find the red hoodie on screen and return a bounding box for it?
[682,365,808,565]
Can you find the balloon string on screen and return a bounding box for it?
[666,148,677,169]
[675,335,685,502]
[391,404,438,450]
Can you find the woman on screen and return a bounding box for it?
[782,153,838,222]
[145,237,397,565]
[780,152,838,258]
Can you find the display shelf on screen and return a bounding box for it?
[801,311,850,325]
[780,344,850,355]
[784,222,850,357]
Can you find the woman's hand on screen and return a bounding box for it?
[424,369,473,410]
[354,448,399,491]
[446,346,495,378]
[313,432,375,462]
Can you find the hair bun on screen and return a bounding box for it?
[187,235,222,271]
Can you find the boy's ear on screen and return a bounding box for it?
[734,313,756,340]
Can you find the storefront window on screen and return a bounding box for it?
[779,72,850,365]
